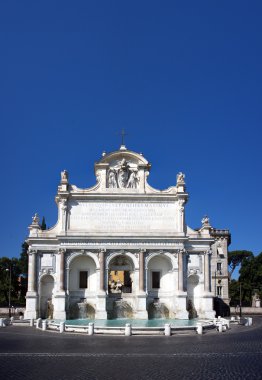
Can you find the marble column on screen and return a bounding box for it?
[60,199,68,232]
[59,249,65,292]
[204,251,211,293]
[139,250,145,292]
[28,250,36,293]
[99,249,105,291]
[178,249,184,292]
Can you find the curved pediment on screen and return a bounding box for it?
[57,145,186,196]
[95,147,151,191]
[98,149,149,166]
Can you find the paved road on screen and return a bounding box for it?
[0,318,262,380]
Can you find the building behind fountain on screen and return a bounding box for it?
[25,143,230,320]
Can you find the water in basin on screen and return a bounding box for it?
[63,318,199,328]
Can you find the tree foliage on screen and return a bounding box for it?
[228,250,253,280]
[229,252,262,306]
[0,241,28,306]
[239,252,262,304]
[41,216,47,230]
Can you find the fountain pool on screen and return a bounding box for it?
[51,318,213,328]
[47,317,214,335]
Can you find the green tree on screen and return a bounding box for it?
[18,241,29,275]
[41,216,47,230]
[229,279,240,306]
[239,252,262,305]
[228,250,253,281]
[0,257,21,305]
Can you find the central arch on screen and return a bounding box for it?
[107,252,137,294]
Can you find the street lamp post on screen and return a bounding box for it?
[6,267,11,318]
[214,271,217,297]
[239,282,242,318]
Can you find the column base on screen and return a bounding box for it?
[24,293,38,319]
[175,310,189,319]
[95,310,108,319]
[175,292,188,320]
[53,294,66,320]
[135,293,148,319]
[95,293,107,319]
[199,294,216,319]
[134,310,148,319]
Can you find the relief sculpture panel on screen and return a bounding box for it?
[107,159,139,189]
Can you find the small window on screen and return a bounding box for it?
[217,286,222,296]
[152,271,160,289]
[217,247,224,256]
[79,271,88,289]
[217,262,222,273]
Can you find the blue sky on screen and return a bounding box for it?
[1,1,261,274]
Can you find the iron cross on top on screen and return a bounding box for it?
[120,128,127,146]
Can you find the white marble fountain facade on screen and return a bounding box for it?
[25,144,230,320]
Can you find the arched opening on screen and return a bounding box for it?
[107,254,135,319]
[39,275,54,319]
[68,255,97,319]
[108,255,134,295]
[147,254,173,295]
[69,255,97,295]
[187,274,199,319]
[146,254,173,319]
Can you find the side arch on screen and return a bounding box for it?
[145,251,176,270]
[66,251,100,269]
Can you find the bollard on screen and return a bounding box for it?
[10,316,14,324]
[196,322,203,335]
[0,318,5,327]
[225,320,230,329]
[164,323,171,336]
[30,319,34,327]
[231,316,235,322]
[42,320,47,331]
[88,322,94,336]
[217,322,223,333]
[59,321,65,333]
[248,317,253,326]
[244,317,252,326]
[36,318,42,329]
[125,323,132,336]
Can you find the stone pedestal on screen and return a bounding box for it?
[53,293,66,320]
[175,292,189,319]
[135,293,148,319]
[24,293,38,319]
[95,292,107,319]
[200,294,216,319]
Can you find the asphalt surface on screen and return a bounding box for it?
[0,318,262,380]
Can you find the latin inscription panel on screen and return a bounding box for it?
[69,201,178,234]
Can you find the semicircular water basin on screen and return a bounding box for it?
[61,318,201,328]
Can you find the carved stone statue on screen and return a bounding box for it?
[61,170,68,183]
[177,172,185,184]
[108,169,118,188]
[201,215,210,227]
[127,169,139,188]
[47,299,53,319]
[32,213,39,225]
[118,168,129,188]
